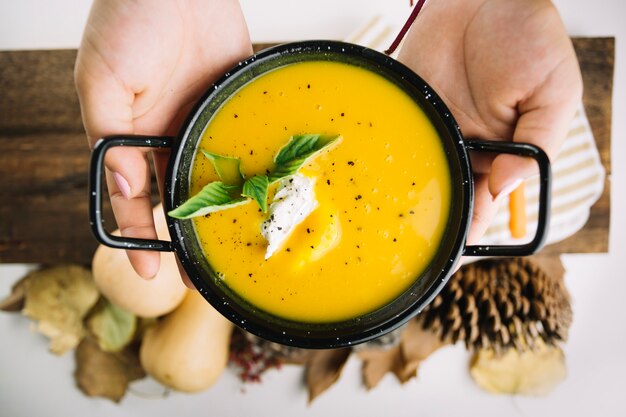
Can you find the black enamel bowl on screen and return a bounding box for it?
[89,41,551,349]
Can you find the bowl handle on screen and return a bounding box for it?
[89,135,175,252]
[463,139,551,257]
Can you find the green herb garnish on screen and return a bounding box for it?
[168,182,248,219]
[241,175,270,213]
[269,134,341,183]
[168,134,341,219]
[201,150,244,185]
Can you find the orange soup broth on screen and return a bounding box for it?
[190,61,451,322]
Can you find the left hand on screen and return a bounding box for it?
[75,0,252,283]
[397,0,582,245]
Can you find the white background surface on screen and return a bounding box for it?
[1,1,624,416]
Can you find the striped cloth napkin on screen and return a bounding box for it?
[346,17,606,248]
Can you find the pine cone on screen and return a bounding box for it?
[419,257,572,353]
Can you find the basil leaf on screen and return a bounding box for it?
[242,175,270,213]
[268,134,342,183]
[170,134,342,220]
[168,181,248,219]
[201,150,244,185]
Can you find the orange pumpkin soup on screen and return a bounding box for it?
[189,61,451,322]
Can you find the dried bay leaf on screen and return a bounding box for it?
[22,265,99,354]
[358,345,403,389]
[398,318,446,382]
[114,342,146,383]
[87,299,136,352]
[0,275,29,312]
[470,339,566,395]
[358,319,446,389]
[75,339,127,402]
[305,348,351,403]
[74,338,145,403]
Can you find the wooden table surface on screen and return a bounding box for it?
[0,38,613,265]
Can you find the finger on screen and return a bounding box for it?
[153,150,197,288]
[104,148,161,279]
[489,54,582,199]
[182,274,195,290]
[466,174,501,246]
[174,257,196,290]
[456,174,502,272]
[152,149,170,197]
[469,151,496,175]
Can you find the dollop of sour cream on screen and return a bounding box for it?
[261,173,318,259]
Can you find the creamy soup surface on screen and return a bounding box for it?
[190,61,451,322]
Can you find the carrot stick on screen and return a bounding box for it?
[509,182,527,239]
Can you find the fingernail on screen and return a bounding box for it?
[113,172,131,199]
[493,178,522,202]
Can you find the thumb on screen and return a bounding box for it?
[489,97,580,201]
[74,46,135,146]
[489,152,537,202]
[489,49,582,199]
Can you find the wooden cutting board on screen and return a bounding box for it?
[0,39,613,264]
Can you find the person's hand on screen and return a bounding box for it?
[75,0,252,281]
[397,0,582,245]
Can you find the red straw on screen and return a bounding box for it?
[384,0,428,55]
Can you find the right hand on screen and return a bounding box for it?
[397,0,582,248]
[75,0,253,282]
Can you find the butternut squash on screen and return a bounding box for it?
[91,204,187,318]
[139,290,233,392]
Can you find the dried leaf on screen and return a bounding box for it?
[358,319,446,389]
[22,265,99,354]
[0,275,29,312]
[116,342,146,383]
[87,299,137,352]
[74,338,145,402]
[398,318,446,382]
[358,345,403,389]
[306,348,351,403]
[470,339,566,395]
